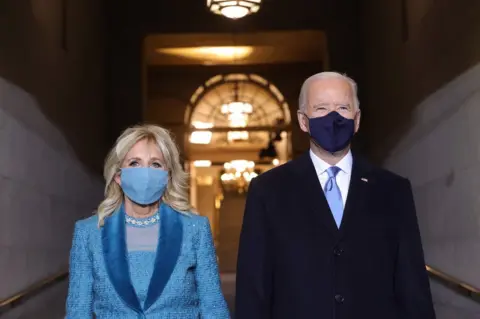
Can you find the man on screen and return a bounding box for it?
[235,72,435,319]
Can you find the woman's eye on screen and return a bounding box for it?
[129,161,139,167]
[151,162,162,168]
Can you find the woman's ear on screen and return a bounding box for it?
[114,171,121,186]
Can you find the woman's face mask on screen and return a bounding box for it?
[120,168,168,205]
[116,139,168,205]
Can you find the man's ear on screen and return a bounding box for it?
[354,110,361,133]
[297,111,309,133]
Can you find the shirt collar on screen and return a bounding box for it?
[309,149,353,176]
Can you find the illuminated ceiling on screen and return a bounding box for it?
[155,46,255,65]
[144,30,327,66]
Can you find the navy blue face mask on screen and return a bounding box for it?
[306,111,355,153]
[120,167,168,205]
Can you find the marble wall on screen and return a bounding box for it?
[0,0,106,315]
[384,62,480,318]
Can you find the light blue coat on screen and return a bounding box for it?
[65,203,230,318]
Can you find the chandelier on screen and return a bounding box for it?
[220,160,258,193]
[222,82,253,142]
[207,0,262,19]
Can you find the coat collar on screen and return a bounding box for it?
[101,202,183,313]
[292,151,373,238]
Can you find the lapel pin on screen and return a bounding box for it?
[361,178,368,182]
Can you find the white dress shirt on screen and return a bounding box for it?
[309,149,353,206]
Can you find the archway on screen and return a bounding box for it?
[184,73,292,272]
[185,73,291,156]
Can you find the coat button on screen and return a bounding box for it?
[335,294,345,303]
[333,247,344,256]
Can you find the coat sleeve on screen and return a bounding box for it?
[394,178,436,319]
[65,221,94,319]
[195,216,230,319]
[235,178,273,319]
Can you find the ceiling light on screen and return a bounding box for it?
[221,101,253,114]
[155,46,253,64]
[207,0,261,19]
[190,132,212,144]
[193,160,212,167]
[221,160,258,193]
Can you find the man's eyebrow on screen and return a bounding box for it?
[312,102,351,107]
[312,102,330,107]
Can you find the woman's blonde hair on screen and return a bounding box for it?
[97,124,193,226]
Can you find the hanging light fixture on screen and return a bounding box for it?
[222,82,253,142]
[220,160,258,193]
[207,0,262,19]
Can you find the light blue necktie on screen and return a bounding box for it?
[324,166,343,228]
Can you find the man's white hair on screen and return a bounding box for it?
[298,71,360,112]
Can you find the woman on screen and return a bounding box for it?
[66,124,230,318]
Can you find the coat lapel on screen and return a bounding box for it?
[293,152,339,237]
[338,155,373,238]
[102,205,142,314]
[143,203,183,310]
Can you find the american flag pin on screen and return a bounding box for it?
[361,178,368,182]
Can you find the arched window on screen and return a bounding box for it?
[185,73,290,147]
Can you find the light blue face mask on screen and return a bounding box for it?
[120,167,168,205]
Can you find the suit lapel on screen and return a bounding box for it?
[102,205,142,314]
[143,203,183,311]
[338,155,373,238]
[294,152,339,237]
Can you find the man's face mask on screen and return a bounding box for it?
[303,111,355,153]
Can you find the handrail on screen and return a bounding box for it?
[426,264,480,301]
[0,270,69,313]
[0,264,478,312]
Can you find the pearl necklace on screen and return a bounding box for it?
[125,212,160,226]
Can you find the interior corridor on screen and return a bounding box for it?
[1,0,480,318]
